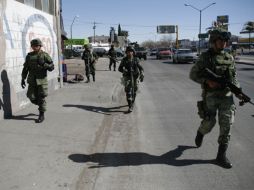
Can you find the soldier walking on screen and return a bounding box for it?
[82,45,96,82]
[189,29,243,168]
[21,38,54,123]
[108,44,117,71]
[118,46,144,112]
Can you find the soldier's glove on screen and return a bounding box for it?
[44,62,55,71]
[21,79,26,89]
[123,68,128,73]
[140,74,144,82]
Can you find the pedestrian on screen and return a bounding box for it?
[21,38,54,123]
[118,46,144,112]
[108,44,117,71]
[189,29,243,168]
[82,44,96,82]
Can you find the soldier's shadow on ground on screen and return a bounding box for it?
[68,145,215,168]
[63,104,128,115]
[10,113,38,121]
[238,67,254,71]
[162,61,192,65]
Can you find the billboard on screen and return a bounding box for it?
[217,15,229,23]
[157,25,175,34]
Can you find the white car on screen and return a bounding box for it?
[173,49,198,63]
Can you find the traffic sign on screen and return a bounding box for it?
[198,33,209,39]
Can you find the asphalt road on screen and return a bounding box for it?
[74,57,254,190]
[0,57,253,190]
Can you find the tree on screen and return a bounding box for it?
[118,24,122,36]
[240,21,254,52]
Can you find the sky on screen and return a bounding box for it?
[62,0,254,43]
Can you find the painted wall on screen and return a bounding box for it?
[0,0,60,119]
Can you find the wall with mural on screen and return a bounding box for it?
[0,0,60,119]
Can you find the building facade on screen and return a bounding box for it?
[0,0,63,119]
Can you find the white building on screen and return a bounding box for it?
[0,0,64,119]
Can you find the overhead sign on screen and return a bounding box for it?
[217,15,229,23]
[157,25,175,34]
[198,33,209,39]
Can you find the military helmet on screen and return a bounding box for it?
[83,44,90,49]
[125,46,135,54]
[30,38,42,46]
[209,29,231,43]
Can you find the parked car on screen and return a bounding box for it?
[150,48,158,56]
[115,48,125,58]
[156,48,173,59]
[93,47,107,57]
[173,49,198,63]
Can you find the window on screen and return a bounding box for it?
[16,0,24,3]
[24,0,35,7]
[16,0,55,15]
[42,0,49,13]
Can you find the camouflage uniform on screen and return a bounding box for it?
[118,46,144,112]
[189,29,238,168]
[82,46,96,82]
[108,45,117,71]
[21,38,54,122]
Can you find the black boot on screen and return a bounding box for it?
[92,75,95,82]
[195,131,204,147]
[36,111,44,123]
[127,100,133,112]
[216,144,232,169]
[85,77,90,83]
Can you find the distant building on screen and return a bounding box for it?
[179,39,191,48]
[88,35,110,44]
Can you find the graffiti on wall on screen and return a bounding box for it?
[22,14,56,59]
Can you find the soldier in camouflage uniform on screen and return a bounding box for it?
[82,45,96,82]
[21,38,54,123]
[108,44,117,71]
[189,29,242,168]
[118,46,144,112]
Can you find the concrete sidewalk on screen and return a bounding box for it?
[0,58,124,189]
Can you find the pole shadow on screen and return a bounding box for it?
[68,145,215,168]
[0,70,12,119]
[63,104,128,115]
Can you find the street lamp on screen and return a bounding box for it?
[184,2,216,54]
[70,15,79,57]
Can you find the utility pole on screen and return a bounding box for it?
[93,21,96,44]
[55,0,63,87]
[176,25,179,49]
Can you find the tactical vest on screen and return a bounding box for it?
[25,51,49,85]
[202,49,236,89]
[122,57,141,77]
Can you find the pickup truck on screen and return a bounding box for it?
[134,47,147,60]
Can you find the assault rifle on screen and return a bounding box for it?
[204,68,254,106]
[108,55,120,63]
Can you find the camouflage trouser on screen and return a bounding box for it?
[85,63,95,78]
[123,76,139,102]
[27,84,48,112]
[198,94,235,145]
[109,58,116,70]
